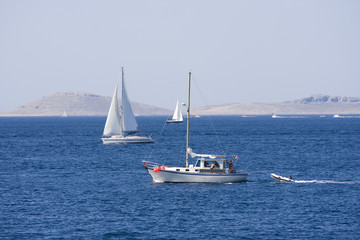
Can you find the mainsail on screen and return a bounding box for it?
[120,69,138,136]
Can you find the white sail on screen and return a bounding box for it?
[171,100,183,121]
[121,68,138,135]
[187,148,225,159]
[103,81,122,136]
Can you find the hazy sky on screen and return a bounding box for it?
[1,0,359,112]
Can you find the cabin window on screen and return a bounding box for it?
[195,161,200,167]
[185,169,189,172]
[176,169,180,171]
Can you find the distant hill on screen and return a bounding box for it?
[0,91,171,116]
[291,95,360,104]
[1,93,359,117]
[192,94,360,115]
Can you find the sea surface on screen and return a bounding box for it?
[0,116,359,239]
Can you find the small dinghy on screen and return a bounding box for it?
[271,173,294,182]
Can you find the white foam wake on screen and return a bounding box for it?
[294,180,360,184]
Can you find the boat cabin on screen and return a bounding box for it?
[186,157,236,174]
[194,158,224,169]
[144,151,238,175]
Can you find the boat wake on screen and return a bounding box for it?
[333,114,360,118]
[271,173,360,184]
[293,180,360,184]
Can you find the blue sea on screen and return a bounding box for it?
[0,116,359,239]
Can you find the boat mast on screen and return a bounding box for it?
[186,72,191,168]
[121,67,125,136]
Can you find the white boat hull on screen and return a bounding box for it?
[102,135,154,144]
[145,167,247,183]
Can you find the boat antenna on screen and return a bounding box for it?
[186,72,191,168]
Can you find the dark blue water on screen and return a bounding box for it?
[1,116,359,239]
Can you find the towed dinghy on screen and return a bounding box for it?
[271,173,294,182]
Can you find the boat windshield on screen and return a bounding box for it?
[195,160,200,167]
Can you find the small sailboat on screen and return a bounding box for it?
[142,72,247,183]
[166,100,183,123]
[61,111,68,118]
[101,68,154,144]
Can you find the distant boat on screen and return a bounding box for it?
[272,114,279,118]
[142,72,247,183]
[166,100,183,123]
[61,111,68,118]
[101,68,154,144]
[333,114,341,118]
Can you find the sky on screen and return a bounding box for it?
[1,0,359,112]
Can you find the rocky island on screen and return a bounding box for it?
[1,93,359,117]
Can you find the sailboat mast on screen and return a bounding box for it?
[121,67,125,136]
[186,72,191,168]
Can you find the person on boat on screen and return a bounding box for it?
[210,162,218,169]
[226,160,234,173]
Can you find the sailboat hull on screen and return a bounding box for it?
[102,135,154,144]
[144,167,247,183]
[166,120,183,123]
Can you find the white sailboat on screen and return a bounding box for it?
[166,100,183,123]
[143,72,247,183]
[101,68,154,144]
[61,111,68,118]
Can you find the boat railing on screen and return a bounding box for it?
[142,161,161,169]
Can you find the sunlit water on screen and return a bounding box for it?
[0,116,359,239]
